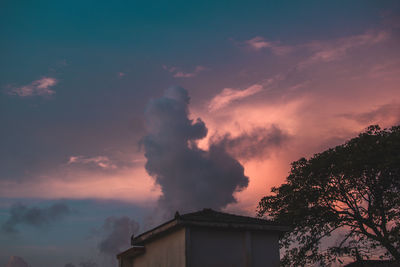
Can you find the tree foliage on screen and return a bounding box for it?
[258,125,400,266]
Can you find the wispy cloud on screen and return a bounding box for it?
[244,30,389,66]
[300,30,389,67]
[245,36,293,55]
[208,75,283,111]
[9,77,58,97]
[368,60,400,80]
[213,32,387,111]
[0,167,160,203]
[221,30,391,113]
[163,65,206,78]
[68,156,117,169]
[340,103,400,126]
[208,84,263,111]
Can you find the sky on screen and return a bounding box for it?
[1,1,400,266]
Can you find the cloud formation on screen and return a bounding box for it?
[245,36,293,55]
[300,30,389,67]
[9,77,57,97]
[244,30,389,68]
[212,125,289,161]
[143,87,249,214]
[368,60,400,79]
[341,103,400,126]
[0,167,159,203]
[208,73,287,111]
[68,155,117,169]
[208,84,263,111]
[2,203,71,233]
[163,65,206,78]
[98,216,139,256]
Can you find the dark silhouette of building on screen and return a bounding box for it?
[117,208,289,267]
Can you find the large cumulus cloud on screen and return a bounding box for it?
[142,87,249,214]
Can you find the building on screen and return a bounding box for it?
[117,208,289,267]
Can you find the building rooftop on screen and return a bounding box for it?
[130,208,290,246]
[179,208,281,225]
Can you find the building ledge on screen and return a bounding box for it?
[116,246,145,260]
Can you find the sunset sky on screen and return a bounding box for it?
[1,1,400,266]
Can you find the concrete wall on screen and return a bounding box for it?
[187,227,280,267]
[132,228,186,267]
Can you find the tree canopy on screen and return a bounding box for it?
[258,125,400,266]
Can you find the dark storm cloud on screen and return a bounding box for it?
[98,216,140,256]
[211,125,289,161]
[341,103,400,125]
[1,203,71,233]
[142,87,249,214]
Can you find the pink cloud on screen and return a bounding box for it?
[68,155,117,169]
[9,77,58,97]
[300,30,389,67]
[208,84,263,111]
[0,167,160,204]
[368,60,400,80]
[246,36,274,50]
[173,72,196,78]
[244,30,389,65]
[208,74,284,112]
[197,40,400,211]
[245,36,293,55]
[163,65,207,78]
[201,94,397,213]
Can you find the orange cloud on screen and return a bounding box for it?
[0,165,160,205]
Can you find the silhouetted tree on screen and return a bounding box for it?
[258,125,400,266]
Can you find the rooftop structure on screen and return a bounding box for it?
[117,208,289,267]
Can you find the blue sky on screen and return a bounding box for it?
[1,1,400,266]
